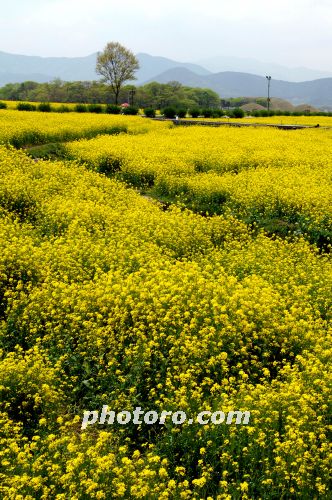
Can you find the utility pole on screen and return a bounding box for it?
[266,76,271,112]
[129,88,136,106]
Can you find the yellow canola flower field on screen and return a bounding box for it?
[67,125,332,247]
[242,115,332,126]
[1,100,79,110]
[189,114,332,127]
[67,125,332,179]
[0,109,169,148]
[155,164,332,245]
[0,145,331,499]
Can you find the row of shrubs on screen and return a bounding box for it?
[150,107,245,119]
[73,104,140,115]
[2,100,332,119]
[0,101,140,115]
[250,109,332,117]
[1,101,242,118]
[158,107,332,119]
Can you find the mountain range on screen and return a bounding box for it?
[0,51,211,86]
[197,55,332,82]
[0,51,331,108]
[145,67,332,108]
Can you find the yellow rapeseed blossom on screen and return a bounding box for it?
[0,118,331,500]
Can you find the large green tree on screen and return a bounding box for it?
[96,42,139,104]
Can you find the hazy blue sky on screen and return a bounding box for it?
[1,0,332,70]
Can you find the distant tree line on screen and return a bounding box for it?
[0,79,221,110]
[1,79,331,117]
